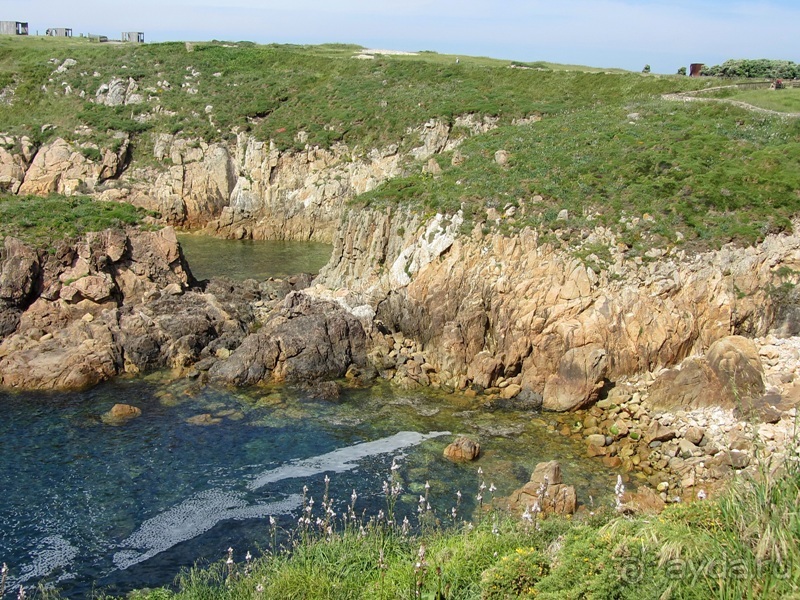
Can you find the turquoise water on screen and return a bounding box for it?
[0,238,619,597]
[176,235,332,281]
[0,376,617,598]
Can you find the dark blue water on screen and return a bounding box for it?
[0,375,617,598]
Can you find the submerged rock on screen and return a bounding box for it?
[101,403,142,425]
[186,413,222,426]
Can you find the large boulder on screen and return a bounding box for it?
[443,436,481,462]
[506,460,577,515]
[209,292,367,385]
[706,336,765,402]
[647,335,765,412]
[543,345,608,411]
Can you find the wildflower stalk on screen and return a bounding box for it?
[1,563,8,598]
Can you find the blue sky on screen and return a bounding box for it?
[2,0,798,73]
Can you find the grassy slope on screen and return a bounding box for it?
[1,37,798,252]
[0,194,151,245]
[726,88,800,113]
[0,36,705,152]
[123,453,800,600]
[360,99,800,249]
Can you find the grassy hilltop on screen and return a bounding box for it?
[1,36,799,250]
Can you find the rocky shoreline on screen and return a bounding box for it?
[2,220,799,509]
[3,110,800,505]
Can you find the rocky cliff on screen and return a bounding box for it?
[313,207,800,411]
[1,114,500,243]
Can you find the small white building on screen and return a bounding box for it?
[46,28,73,37]
[0,21,28,35]
[121,31,144,43]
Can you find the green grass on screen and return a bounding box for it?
[1,37,797,253]
[722,88,800,113]
[0,194,154,246]
[116,450,800,600]
[358,98,800,251]
[0,36,710,152]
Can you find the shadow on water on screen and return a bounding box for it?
[0,376,619,597]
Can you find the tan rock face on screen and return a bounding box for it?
[506,460,577,515]
[647,335,766,413]
[0,145,27,193]
[443,436,481,461]
[16,137,129,196]
[0,228,196,390]
[317,206,800,408]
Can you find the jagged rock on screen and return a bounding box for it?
[17,137,128,196]
[543,345,608,411]
[506,460,577,514]
[0,228,214,390]
[0,237,41,306]
[96,77,142,106]
[443,436,481,461]
[209,292,366,385]
[647,336,766,413]
[0,144,27,193]
[317,207,800,413]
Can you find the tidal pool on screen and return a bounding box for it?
[0,376,619,597]
[176,234,332,281]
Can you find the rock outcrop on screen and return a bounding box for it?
[315,207,800,406]
[443,436,481,462]
[208,291,367,385]
[506,460,577,515]
[17,137,129,196]
[3,114,500,245]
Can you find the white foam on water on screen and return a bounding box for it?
[247,431,451,490]
[113,492,302,570]
[17,535,79,583]
[113,431,449,571]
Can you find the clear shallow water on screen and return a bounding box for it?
[1,238,619,597]
[176,235,332,281]
[0,376,618,598]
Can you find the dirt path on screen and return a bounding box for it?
[662,88,800,118]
